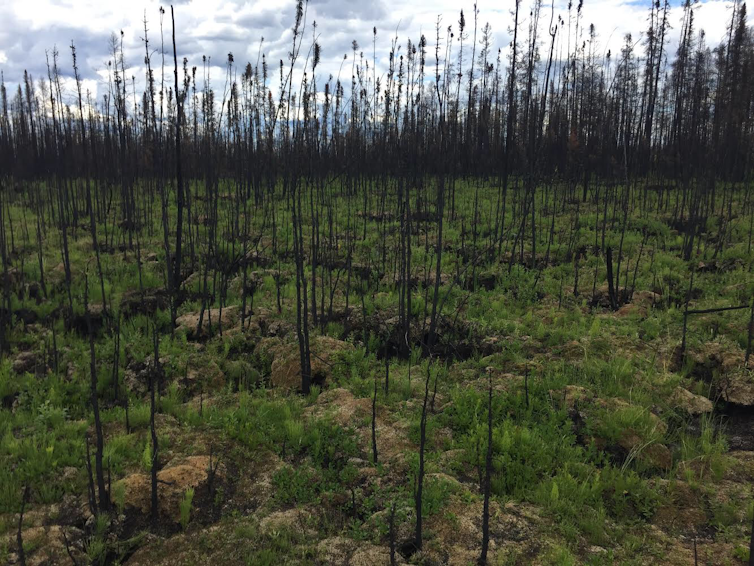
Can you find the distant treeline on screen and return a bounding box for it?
[0,0,752,183]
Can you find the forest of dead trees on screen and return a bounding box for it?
[1,0,754,563]
[1,0,752,370]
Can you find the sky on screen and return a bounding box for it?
[0,0,750,109]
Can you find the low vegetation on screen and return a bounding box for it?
[1,0,753,565]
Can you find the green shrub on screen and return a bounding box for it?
[272,466,321,505]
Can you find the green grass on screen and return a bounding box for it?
[0,179,752,563]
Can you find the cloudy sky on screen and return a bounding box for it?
[0,0,750,108]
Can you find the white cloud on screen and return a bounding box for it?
[0,0,750,108]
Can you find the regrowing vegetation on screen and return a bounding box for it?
[1,0,754,564]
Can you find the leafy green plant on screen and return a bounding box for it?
[679,415,728,481]
[113,481,126,513]
[180,487,195,530]
[141,441,152,472]
[284,419,304,452]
